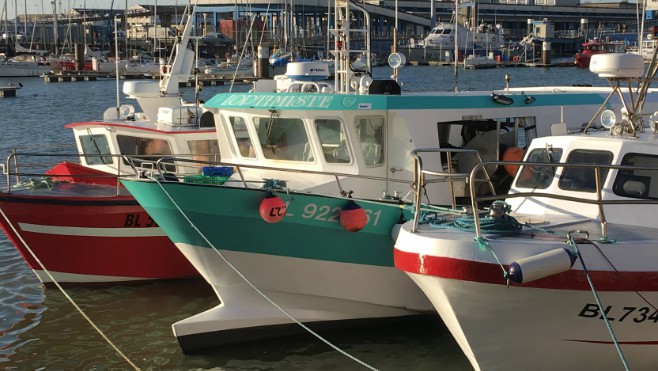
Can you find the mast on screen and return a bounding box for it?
[52,0,58,54]
[13,0,16,46]
[331,0,370,94]
[453,0,458,92]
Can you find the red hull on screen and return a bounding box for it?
[0,189,198,284]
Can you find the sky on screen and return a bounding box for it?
[4,0,183,20]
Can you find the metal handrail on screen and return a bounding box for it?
[2,152,218,195]
[467,160,658,240]
[151,156,416,198]
[408,148,495,233]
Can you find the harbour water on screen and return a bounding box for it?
[0,65,609,370]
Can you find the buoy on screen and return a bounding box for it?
[340,200,368,232]
[502,147,525,176]
[507,248,576,284]
[259,191,287,223]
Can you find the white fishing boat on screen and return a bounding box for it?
[394,53,658,370]
[117,0,658,354]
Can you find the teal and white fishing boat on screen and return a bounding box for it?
[121,1,658,353]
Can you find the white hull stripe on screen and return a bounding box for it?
[17,222,167,237]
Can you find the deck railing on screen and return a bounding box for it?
[408,151,658,238]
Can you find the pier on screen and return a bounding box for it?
[0,84,21,97]
[42,71,258,86]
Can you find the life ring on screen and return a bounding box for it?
[491,36,496,43]
[513,55,520,62]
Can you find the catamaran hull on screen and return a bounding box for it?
[394,224,658,370]
[0,190,197,284]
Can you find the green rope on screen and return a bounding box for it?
[13,177,56,191]
[567,234,629,371]
[475,236,510,283]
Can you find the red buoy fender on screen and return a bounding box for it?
[259,192,287,223]
[340,200,368,232]
[502,146,525,176]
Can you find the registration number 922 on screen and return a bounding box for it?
[297,203,382,227]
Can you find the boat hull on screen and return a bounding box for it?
[121,179,433,351]
[0,185,198,284]
[0,63,50,77]
[394,222,658,370]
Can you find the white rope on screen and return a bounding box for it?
[0,206,141,370]
[152,178,379,371]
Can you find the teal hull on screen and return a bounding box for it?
[121,179,405,267]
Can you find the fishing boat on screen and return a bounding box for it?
[0,5,213,284]
[394,53,658,370]
[117,0,658,353]
[574,37,626,68]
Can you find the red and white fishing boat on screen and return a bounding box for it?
[0,5,217,284]
[574,37,626,68]
[395,53,658,370]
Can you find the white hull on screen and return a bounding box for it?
[395,217,658,370]
[172,242,432,352]
[0,62,50,77]
[408,273,658,370]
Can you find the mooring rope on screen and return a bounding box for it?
[152,178,379,371]
[567,232,630,371]
[0,206,140,370]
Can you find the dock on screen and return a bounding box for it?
[0,84,21,97]
[42,72,259,86]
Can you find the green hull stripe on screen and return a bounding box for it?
[122,180,405,267]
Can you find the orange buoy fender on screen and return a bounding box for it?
[259,191,287,223]
[340,200,367,232]
[502,147,525,176]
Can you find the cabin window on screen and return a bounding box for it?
[438,117,535,185]
[355,116,384,166]
[315,118,351,163]
[117,135,175,172]
[79,134,113,165]
[612,153,658,199]
[228,116,255,158]
[254,117,314,162]
[187,140,221,169]
[516,147,563,189]
[559,150,613,192]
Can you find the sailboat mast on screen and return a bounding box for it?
[52,0,58,54]
[13,0,17,44]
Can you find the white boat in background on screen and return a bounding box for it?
[463,53,497,69]
[0,53,51,77]
[203,54,254,76]
[403,19,504,62]
[395,53,658,370]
